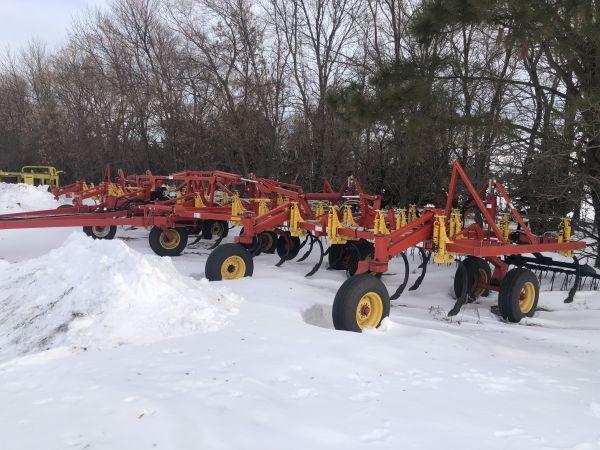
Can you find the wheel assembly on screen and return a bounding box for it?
[498,267,539,322]
[332,273,390,332]
[203,220,229,239]
[83,225,117,240]
[259,231,278,253]
[453,256,492,301]
[276,233,301,261]
[205,243,254,281]
[148,226,188,256]
[327,244,346,269]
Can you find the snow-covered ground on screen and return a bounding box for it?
[0,183,599,450]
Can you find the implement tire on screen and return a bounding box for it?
[332,274,390,332]
[276,233,301,260]
[498,268,539,322]
[202,220,229,240]
[453,257,492,301]
[205,243,254,281]
[259,231,278,254]
[83,225,117,240]
[328,244,346,270]
[149,226,188,256]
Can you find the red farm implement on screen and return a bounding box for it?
[0,168,255,254]
[0,166,371,259]
[204,160,599,331]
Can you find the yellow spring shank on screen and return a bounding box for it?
[373,210,389,235]
[433,215,454,264]
[327,206,347,244]
[449,208,462,239]
[396,208,407,229]
[343,204,358,227]
[289,202,306,237]
[558,217,573,257]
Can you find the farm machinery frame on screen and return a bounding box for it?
[0,160,596,333]
[202,160,596,332]
[0,166,372,259]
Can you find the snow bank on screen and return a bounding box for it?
[0,234,241,362]
[0,182,61,213]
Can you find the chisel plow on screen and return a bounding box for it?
[205,160,598,332]
[0,166,367,259]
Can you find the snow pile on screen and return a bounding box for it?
[0,234,241,362]
[0,182,61,213]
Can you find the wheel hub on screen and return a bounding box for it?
[221,255,246,280]
[159,230,181,250]
[519,281,535,313]
[355,291,383,329]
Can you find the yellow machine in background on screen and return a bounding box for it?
[0,166,61,188]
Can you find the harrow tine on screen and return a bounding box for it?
[297,233,315,262]
[275,257,287,267]
[275,232,293,267]
[448,260,469,317]
[408,249,430,291]
[208,235,224,250]
[564,257,581,304]
[305,238,324,277]
[390,252,410,300]
[188,234,203,247]
[298,234,310,251]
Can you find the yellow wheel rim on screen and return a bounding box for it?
[355,291,383,329]
[473,268,488,297]
[221,256,246,280]
[519,281,535,313]
[159,229,181,250]
[212,222,223,236]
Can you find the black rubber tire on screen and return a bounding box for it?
[341,240,375,276]
[203,220,229,239]
[148,226,188,256]
[453,256,492,300]
[259,231,278,253]
[84,225,117,240]
[202,220,214,239]
[276,233,301,260]
[205,243,254,281]
[328,244,346,269]
[498,267,539,323]
[332,274,391,332]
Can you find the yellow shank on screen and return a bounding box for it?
[449,208,462,239]
[396,208,407,230]
[408,204,418,223]
[373,210,389,235]
[327,206,347,244]
[343,204,358,227]
[230,193,245,223]
[289,202,306,237]
[433,215,454,264]
[315,201,325,217]
[499,212,510,241]
[194,193,206,208]
[558,217,573,257]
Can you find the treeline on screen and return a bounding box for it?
[1,0,599,264]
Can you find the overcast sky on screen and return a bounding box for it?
[1,0,109,52]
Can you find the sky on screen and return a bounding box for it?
[0,0,109,52]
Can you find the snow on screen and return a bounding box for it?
[1,183,600,450]
[0,234,241,363]
[0,182,61,213]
